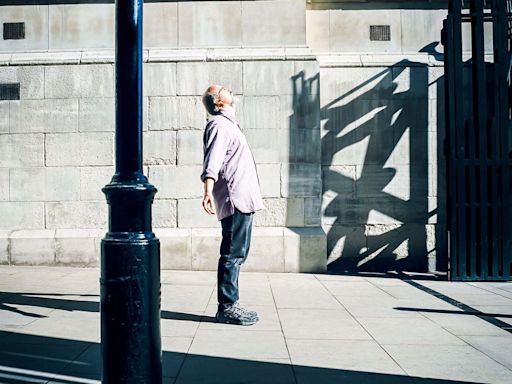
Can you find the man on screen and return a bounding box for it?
[200,84,265,326]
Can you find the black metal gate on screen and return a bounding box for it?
[443,0,512,280]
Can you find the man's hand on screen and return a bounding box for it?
[202,178,215,215]
[202,192,215,215]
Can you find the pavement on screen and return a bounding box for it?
[0,266,511,384]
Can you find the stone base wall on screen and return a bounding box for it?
[0,227,326,273]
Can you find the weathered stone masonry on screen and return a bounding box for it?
[0,1,465,272]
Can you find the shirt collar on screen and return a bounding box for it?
[220,109,238,125]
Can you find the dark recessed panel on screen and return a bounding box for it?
[0,83,21,100]
[370,25,391,41]
[3,22,25,40]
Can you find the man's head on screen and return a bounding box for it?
[202,84,235,115]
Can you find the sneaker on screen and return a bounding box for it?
[232,302,258,320]
[216,305,259,326]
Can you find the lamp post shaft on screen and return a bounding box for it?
[100,1,162,383]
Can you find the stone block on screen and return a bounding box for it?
[149,96,179,130]
[45,132,113,166]
[9,167,45,201]
[155,228,192,270]
[284,227,326,273]
[320,67,393,102]
[243,61,295,96]
[45,201,107,229]
[0,102,8,133]
[55,229,101,266]
[304,197,322,227]
[241,0,306,47]
[153,199,178,228]
[191,228,222,271]
[253,197,300,227]
[281,163,322,198]
[429,67,445,101]
[177,62,243,96]
[0,231,9,264]
[143,3,178,48]
[0,134,44,167]
[10,99,78,133]
[289,128,321,163]
[144,63,177,96]
[178,97,207,130]
[79,98,114,132]
[282,89,321,131]
[330,10,402,53]
[143,131,177,165]
[0,202,44,230]
[353,164,412,201]
[149,165,203,199]
[322,165,356,197]
[323,195,402,225]
[0,6,49,51]
[0,66,44,99]
[401,10,446,52]
[244,129,287,164]
[391,66,429,100]
[256,164,281,198]
[178,2,242,48]
[10,229,56,265]
[177,130,203,165]
[49,4,114,49]
[244,227,285,272]
[0,168,8,201]
[177,199,220,228]
[45,167,81,201]
[306,10,330,53]
[44,65,81,98]
[323,224,367,266]
[80,64,115,98]
[45,64,114,99]
[243,96,280,130]
[80,166,114,201]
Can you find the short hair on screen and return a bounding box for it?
[202,90,220,115]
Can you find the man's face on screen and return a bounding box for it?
[218,86,235,109]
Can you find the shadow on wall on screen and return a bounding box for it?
[291,45,447,274]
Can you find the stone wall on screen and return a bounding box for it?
[0,0,459,273]
[0,48,325,272]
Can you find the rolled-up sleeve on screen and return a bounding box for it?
[200,122,230,182]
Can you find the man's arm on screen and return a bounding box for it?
[200,122,229,215]
[202,177,215,215]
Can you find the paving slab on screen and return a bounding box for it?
[357,317,466,345]
[278,308,372,340]
[287,339,405,374]
[459,335,512,371]
[270,278,341,309]
[176,355,295,384]
[382,344,512,384]
[188,330,289,360]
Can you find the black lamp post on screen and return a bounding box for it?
[100,0,162,382]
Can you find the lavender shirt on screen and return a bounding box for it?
[200,111,265,221]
